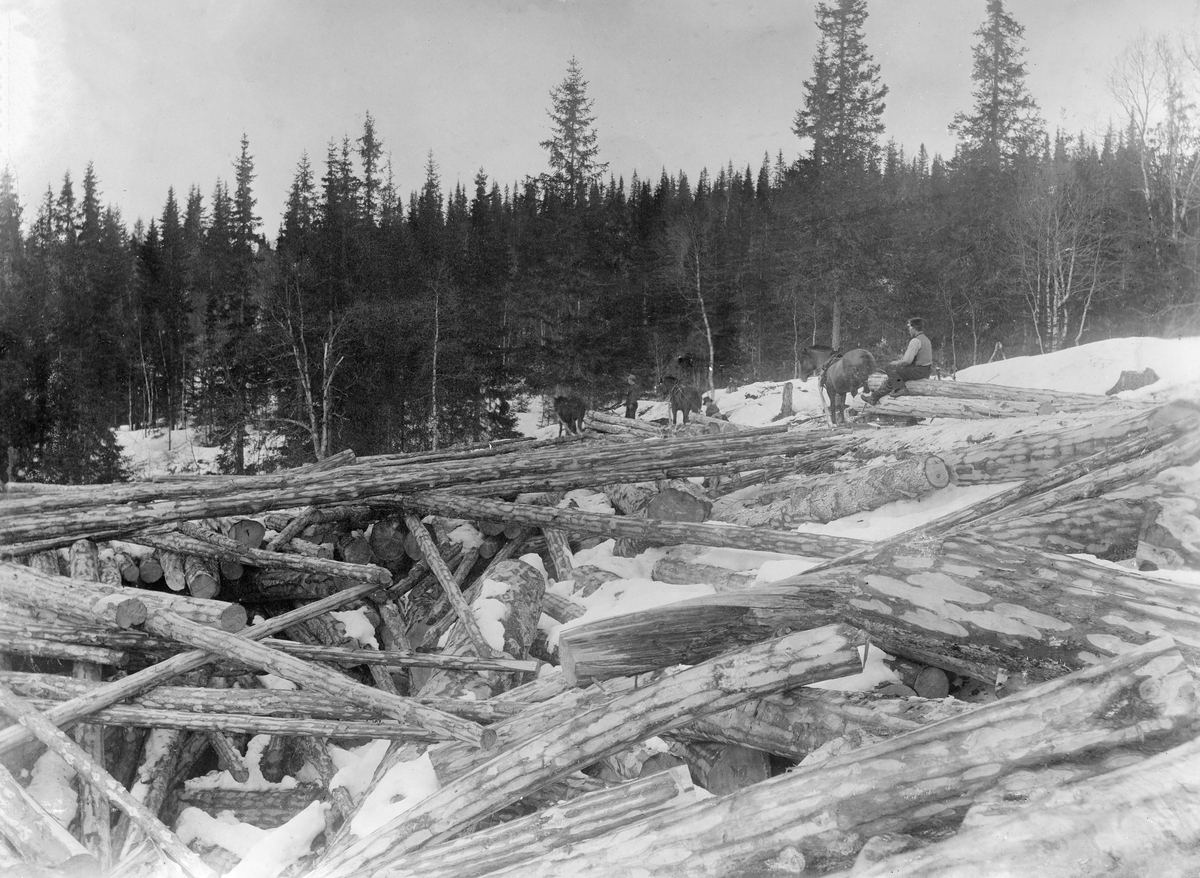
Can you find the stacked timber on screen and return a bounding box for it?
[0,390,1197,877]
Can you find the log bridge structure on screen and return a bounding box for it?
[1,376,1199,877]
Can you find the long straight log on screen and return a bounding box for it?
[0,682,217,878]
[134,526,391,585]
[308,624,865,878]
[493,638,1196,878]
[0,670,522,724]
[393,491,871,560]
[0,429,856,545]
[862,374,1126,410]
[402,514,496,659]
[140,611,491,748]
[0,560,146,629]
[376,765,698,878]
[711,455,950,527]
[15,698,441,741]
[0,565,430,757]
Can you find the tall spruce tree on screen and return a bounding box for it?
[541,57,608,205]
[950,0,1044,168]
[793,0,888,172]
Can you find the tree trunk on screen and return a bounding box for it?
[852,734,1200,878]
[940,403,1192,484]
[652,558,758,591]
[394,490,871,562]
[0,577,411,757]
[388,767,698,878]
[557,533,1200,687]
[307,624,865,878]
[490,639,1194,878]
[140,611,491,749]
[712,455,949,527]
[0,683,216,878]
[0,560,146,629]
[966,495,1149,557]
[864,374,1132,412]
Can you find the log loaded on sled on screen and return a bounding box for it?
[0,391,1197,877]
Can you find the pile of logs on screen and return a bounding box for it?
[1,379,1199,877]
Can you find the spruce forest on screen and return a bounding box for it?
[1,1,1197,483]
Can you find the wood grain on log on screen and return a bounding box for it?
[851,734,1200,878]
[379,766,697,878]
[558,533,1200,687]
[490,638,1195,877]
[712,455,949,527]
[0,571,429,757]
[0,683,216,878]
[309,624,865,878]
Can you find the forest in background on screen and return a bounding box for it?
[0,0,1197,483]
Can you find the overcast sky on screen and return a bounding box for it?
[3,0,1198,236]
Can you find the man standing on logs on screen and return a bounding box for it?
[866,317,933,405]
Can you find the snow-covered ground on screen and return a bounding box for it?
[106,336,1200,873]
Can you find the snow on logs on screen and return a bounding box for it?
[306,624,866,878]
[494,638,1196,878]
[556,533,1200,688]
[711,455,950,527]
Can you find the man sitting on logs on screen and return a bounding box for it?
[866,317,933,405]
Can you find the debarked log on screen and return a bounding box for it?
[711,455,949,527]
[851,733,1200,878]
[557,533,1200,687]
[307,624,867,878]
[498,638,1197,878]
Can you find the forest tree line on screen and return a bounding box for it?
[0,0,1197,482]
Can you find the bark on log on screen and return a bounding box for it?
[379,765,698,878]
[712,455,949,527]
[557,533,1200,687]
[396,490,871,561]
[940,406,1183,484]
[865,395,1061,419]
[673,688,972,762]
[174,783,322,829]
[0,683,217,878]
[0,574,426,757]
[183,554,219,599]
[586,410,663,436]
[670,740,771,794]
[496,638,1196,878]
[865,374,1134,412]
[851,734,1200,878]
[0,630,130,666]
[130,527,391,585]
[160,550,186,592]
[0,560,147,629]
[403,513,496,659]
[965,496,1149,557]
[419,559,546,701]
[307,624,866,878]
[141,611,491,748]
[112,727,187,858]
[652,558,758,592]
[0,429,856,546]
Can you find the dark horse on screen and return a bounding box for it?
[799,345,878,425]
[656,376,702,425]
